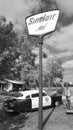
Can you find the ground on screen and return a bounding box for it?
[0,104,73,130]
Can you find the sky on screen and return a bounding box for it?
[44,0,73,81]
[0,0,40,32]
[0,0,73,82]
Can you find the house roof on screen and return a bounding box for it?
[5,79,25,85]
[0,80,6,84]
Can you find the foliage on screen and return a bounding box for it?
[0,16,20,79]
[14,35,38,83]
[0,16,38,83]
[44,57,63,87]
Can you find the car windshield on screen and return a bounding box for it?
[8,92,23,97]
[14,93,23,97]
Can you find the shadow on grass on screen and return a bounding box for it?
[43,107,55,129]
[0,108,28,123]
[0,110,29,130]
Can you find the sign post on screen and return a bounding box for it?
[39,36,43,130]
[26,10,59,130]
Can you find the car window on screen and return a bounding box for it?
[32,93,39,98]
[31,92,47,98]
[11,93,23,97]
[26,95,30,99]
[42,92,47,96]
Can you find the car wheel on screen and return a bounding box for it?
[55,101,59,107]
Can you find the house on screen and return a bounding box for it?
[0,80,6,91]
[2,79,27,92]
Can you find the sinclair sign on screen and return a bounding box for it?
[26,10,59,36]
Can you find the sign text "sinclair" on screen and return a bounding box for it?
[28,14,56,25]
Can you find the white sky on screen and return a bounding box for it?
[44,0,73,69]
[54,0,73,17]
[0,0,39,31]
[44,23,73,63]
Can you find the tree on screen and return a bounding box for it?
[13,34,37,82]
[44,57,63,87]
[0,16,20,79]
[0,17,38,81]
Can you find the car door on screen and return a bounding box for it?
[31,93,39,109]
[42,92,51,107]
[31,92,51,109]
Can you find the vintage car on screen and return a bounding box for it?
[3,90,62,113]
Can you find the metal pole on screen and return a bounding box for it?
[38,36,43,130]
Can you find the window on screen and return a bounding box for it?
[42,92,47,96]
[9,92,23,97]
[31,92,47,98]
[32,93,39,98]
[26,95,30,99]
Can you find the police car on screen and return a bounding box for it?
[3,89,62,113]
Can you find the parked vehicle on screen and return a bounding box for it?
[3,90,62,113]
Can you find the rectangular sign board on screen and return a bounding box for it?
[26,10,59,36]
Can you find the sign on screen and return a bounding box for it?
[26,10,59,36]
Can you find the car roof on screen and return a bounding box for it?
[19,89,46,97]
